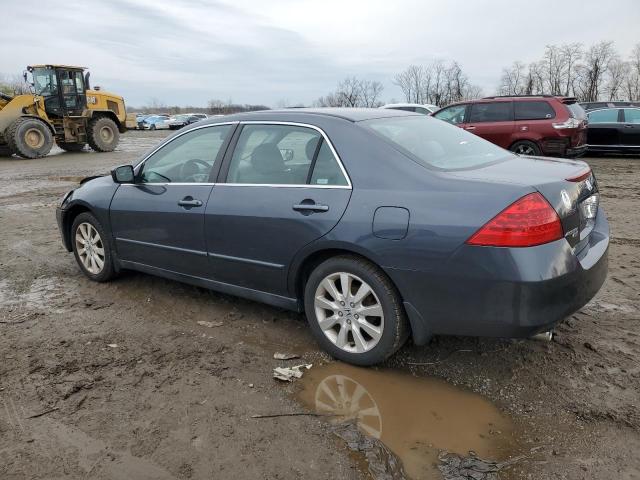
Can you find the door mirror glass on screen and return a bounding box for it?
[111,165,135,183]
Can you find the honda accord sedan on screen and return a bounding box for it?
[56,108,609,365]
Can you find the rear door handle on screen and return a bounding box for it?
[293,202,329,213]
[178,196,203,208]
[464,126,476,131]
[624,124,634,128]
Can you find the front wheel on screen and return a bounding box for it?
[71,212,117,282]
[88,116,120,152]
[510,140,541,156]
[6,117,54,159]
[304,255,409,366]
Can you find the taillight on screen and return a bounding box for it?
[552,117,582,129]
[466,193,563,247]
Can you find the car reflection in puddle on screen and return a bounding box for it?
[298,363,521,479]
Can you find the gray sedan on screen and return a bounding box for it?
[56,108,609,365]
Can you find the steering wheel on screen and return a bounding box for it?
[179,158,210,182]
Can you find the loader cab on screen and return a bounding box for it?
[28,65,87,117]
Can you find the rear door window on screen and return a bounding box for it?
[514,101,555,120]
[622,109,640,124]
[588,109,620,123]
[468,102,513,123]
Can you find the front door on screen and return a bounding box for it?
[621,108,640,146]
[204,123,352,296]
[587,108,622,147]
[110,124,233,278]
[57,69,87,116]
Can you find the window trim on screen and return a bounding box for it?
[217,121,352,189]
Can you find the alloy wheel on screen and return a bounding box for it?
[515,144,536,155]
[75,222,105,274]
[314,272,384,354]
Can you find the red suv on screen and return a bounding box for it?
[432,95,587,157]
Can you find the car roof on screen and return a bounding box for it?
[200,107,419,124]
[381,103,435,108]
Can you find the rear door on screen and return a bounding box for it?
[465,102,514,148]
[621,108,640,146]
[587,108,622,147]
[110,124,234,278]
[204,122,352,296]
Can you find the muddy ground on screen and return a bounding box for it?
[0,130,638,480]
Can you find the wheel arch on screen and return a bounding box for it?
[61,202,94,252]
[290,243,433,346]
[90,110,125,133]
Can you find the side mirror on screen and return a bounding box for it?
[111,165,135,184]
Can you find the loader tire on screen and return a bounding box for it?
[6,117,54,159]
[88,116,119,152]
[58,142,86,152]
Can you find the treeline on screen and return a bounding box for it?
[498,41,640,101]
[131,98,269,115]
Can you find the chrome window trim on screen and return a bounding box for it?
[129,120,352,189]
[226,120,352,189]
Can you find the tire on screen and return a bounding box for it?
[58,142,86,152]
[510,140,541,156]
[150,124,156,131]
[304,255,409,366]
[6,117,54,159]
[88,116,119,152]
[71,212,117,282]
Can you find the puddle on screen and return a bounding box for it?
[298,363,520,479]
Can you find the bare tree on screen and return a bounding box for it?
[314,76,385,108]
[0,74,30,96]
[498,61,527,95]
[605,58,628,100]
[359,79,384,107]
[574,41,616,101]
[561,43,583,96]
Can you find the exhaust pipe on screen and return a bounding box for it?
[531,331,554,342]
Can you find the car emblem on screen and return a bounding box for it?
[561,190,572,209]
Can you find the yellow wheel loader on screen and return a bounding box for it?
[0,65,136,159]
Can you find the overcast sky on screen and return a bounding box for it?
[1,0,639,107]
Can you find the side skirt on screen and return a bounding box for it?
[119,260,301,312]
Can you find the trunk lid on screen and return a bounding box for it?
[449,155,599,250]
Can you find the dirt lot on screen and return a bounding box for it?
[1,130,638,479]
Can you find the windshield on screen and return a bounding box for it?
[31,67,58,97]
[363,116,512,170]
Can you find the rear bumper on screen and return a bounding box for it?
[565,144,588,157]
[386,207,609,342]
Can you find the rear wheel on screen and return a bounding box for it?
[88,116,119,152]
[6,117,54,159]
[304,255,409,366]
[510,140,541,156]
[71,212,116,282]
[58,142,86,152]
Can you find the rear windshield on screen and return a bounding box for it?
[566,103,587,119]
[362,116,512,170]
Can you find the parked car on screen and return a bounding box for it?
[56,108,608,365]
[167,114,202,130]
[142,115,171,130]
[186,113,208,120]
[432,95,587,157]
[581,101,640,112]
[586,107,640,154]
[136,114,152,130]
[381,103,439,115]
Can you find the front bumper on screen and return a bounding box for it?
[387,207,609,341]
[56,206,73,252]
[565,144,588,158]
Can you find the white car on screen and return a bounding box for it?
[380,103,439,115]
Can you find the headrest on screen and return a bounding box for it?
[305,137,321,161]
[251,143,285,174]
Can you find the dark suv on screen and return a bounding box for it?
[432,95,587,157]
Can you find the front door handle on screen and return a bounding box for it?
[293,200,329,214]
[624,124,634,128]
[178,196,203,208]
[464,126,476,131]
